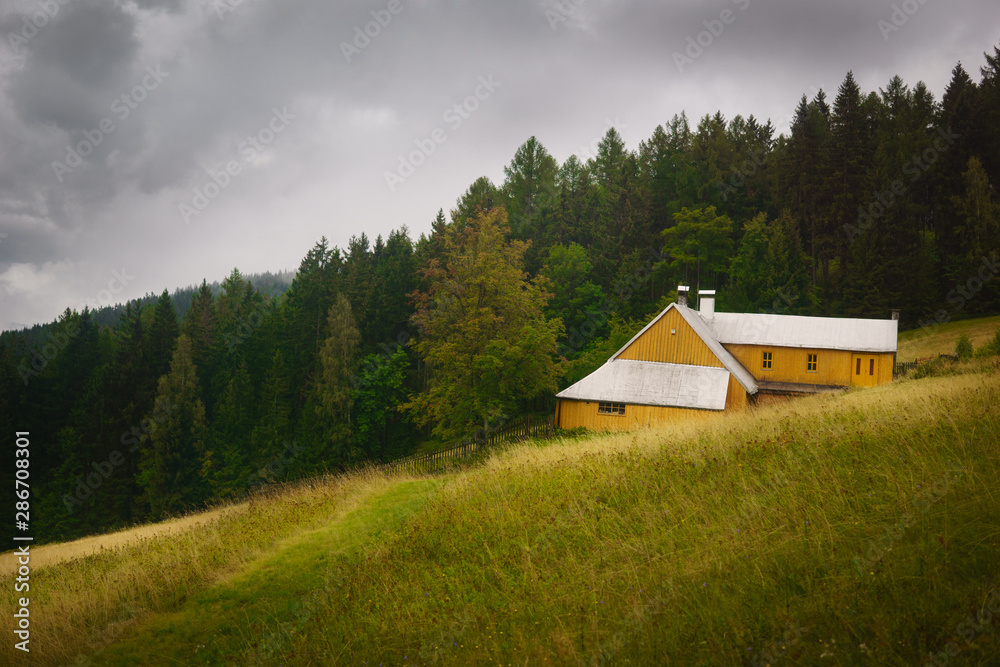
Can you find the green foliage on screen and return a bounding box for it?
[729,212,813,313]
[43,366,1000,666]
[137,335,209,518]
[541,243,607,347]
[9,45,1000,542]
[405,208,564,438]
[561,316,643,387]
[313,294,362,461]
[956,333,974,359]
[352,348,415,462]
[660,206,733,289]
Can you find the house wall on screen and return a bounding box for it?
[617,308,725,367]
[725,373,749,410]
[556,399,717,432]
[722,344,894,387]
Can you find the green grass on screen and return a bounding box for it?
[10,367,1000,666]
[897,313,1000,362]
[95,479,440,666]
[278,371,1000,665]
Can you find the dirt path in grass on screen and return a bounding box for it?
[0,503,248,573]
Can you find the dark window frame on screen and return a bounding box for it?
[598,401,626,416]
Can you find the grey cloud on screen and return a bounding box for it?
[1,0,999,330]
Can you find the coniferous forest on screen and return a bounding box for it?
[3,49,1000,542]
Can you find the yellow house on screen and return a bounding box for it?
[555,287,898,431]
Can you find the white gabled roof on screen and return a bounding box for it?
[706,312,898,353]
[609,304,759,395]
[556,360,731,411]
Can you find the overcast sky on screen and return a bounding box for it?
[0,0,997,330]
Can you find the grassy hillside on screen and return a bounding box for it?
[897,314,1000,362]
[5,362,1000,665]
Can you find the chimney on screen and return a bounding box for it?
[699,290,716,319]
[678,285,690,307]
[891,309,900,321]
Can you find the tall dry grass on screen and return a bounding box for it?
[0,467,412,665]
[281,370,1000,665]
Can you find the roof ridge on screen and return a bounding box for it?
[673,305,759,394]
[608,303,757,395]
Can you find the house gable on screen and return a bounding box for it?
[611,304,758,395]
[615,306,724,368]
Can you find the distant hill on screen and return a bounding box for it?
[0,269,295,354]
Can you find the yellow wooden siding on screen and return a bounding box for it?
[556,399,716,431]
[723,344,894,387]
[725,374,748,411]
[879,355,894,385]
[617,308,723,367]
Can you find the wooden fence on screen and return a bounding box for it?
[382,415,555,476]
[894,355,955,378]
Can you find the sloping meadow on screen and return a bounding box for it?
[0,470,401,666]
[287,370,1000,665]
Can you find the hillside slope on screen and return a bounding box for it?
[897,314,1000,362]
[6,363,1000,665]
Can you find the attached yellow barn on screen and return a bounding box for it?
[555,287,898,431]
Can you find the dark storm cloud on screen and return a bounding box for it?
[0,0,998,330]
[7,1,139,131]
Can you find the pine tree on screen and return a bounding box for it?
[541,243,608,349]
[282,238,341,409]
[502,136,559,243]
[826,71,875,307]
[210,362,254,494]
[137,335,208,518]
[980,46,1000,187]
[952,157,1000,313]
[452,176,500,227]
[935,64,983,272]
[313,294,361,462]
[352,348,414,462]
[250,350,293,471]
[660,206,733,291]
[145,290,179,383]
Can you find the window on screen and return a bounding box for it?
[856,358,862,375]
[807,354,818,372]
[869,358,875,376]
[762,352,772,370]
[598,402,626,416]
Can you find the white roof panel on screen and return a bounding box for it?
[556,360,731,411]
[707,312,898,353]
